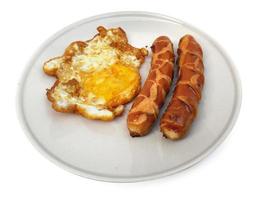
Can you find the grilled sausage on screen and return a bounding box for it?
[127,36,175,136]
[160,35,204,140]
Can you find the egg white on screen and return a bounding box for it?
[44,28,145,120]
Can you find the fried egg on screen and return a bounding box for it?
[43,26,148,120]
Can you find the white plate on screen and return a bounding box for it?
[17,11,242,182]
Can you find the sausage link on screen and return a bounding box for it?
[127,36,174,136]
[160,35,204,140]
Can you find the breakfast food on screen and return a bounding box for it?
[160,35,204,140]
[43,26,148,121]
[127,36,175,136]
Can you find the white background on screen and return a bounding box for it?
[0,0,266,199]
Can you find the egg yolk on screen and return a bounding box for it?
[81,63,140,106]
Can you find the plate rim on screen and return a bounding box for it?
[16,11,242,182]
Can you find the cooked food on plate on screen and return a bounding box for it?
[43,26,148,121]
[127,36,175,136]
[160,35,204,140]
[43,25,204,140]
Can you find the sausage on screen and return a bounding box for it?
[160,35,204,140]
[127,36,175,136]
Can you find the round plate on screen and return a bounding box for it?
[17,11,242,182]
